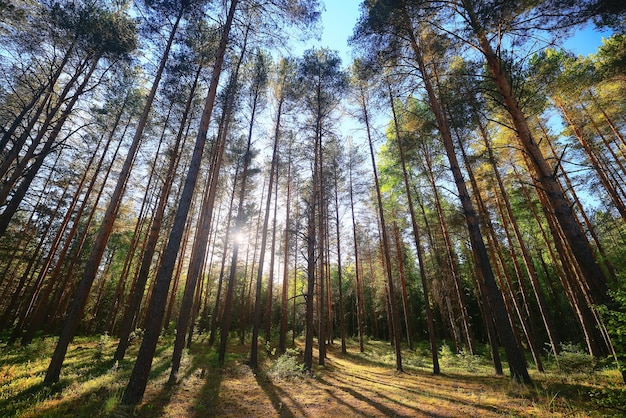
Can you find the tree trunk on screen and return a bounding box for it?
[463,0,608,305]
[121,2,237,404]
[218,180,250,364]
[317,127,326,365]
[279,151,292,353]
[348,154,365,353]
[264,168,280,346]
[303,128,319,372]
[168,43,244,380]
[359,80,402,372]
[393,221,413,351]
[387,87,439,372]
[333,166,347,354]
[403,11,529,382]
[106,108,172,334]
[219,41,261,366]
[113,64,199,360]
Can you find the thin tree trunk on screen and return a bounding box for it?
[0,44,78,191]
[208,169,240,346]
[218,109,256,365]
[0,41,75,155]
[121,2,237,404]
[303,128,319,372]
[0,57,100,236]
[0,150,63,328]
[264,167,280,346]
[387,87,439,372]
[19,109,130,345]
[358,80,403,372]
[317,130,326,365]
[392,221,412,350]
[402,11,529,382]
[106,108,171,334]
[44,8,185,385]
[112,70,197,359]
[479,119,561,361]
[333,167,347,354]
[463,0,608,305]
[420,146,467,353]
[169,37,247,379]
[514,157,607,356]
[279,152,292,353]
[555,99,626,220]
[348,156,365,354]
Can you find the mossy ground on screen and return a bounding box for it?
[0,334,622,417]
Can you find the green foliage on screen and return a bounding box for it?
[49,1,137,56]
[94,332,110,361]
[590,384,626,414]
[129,327,144,343]
[265,341,277,356]
[438,342,458,368]
[405,342,431,368]
[596,34,626,78]
[457,348,484,373]
[23,337,56,360]
[555,343,597,374]
[268,348,304,380]
[597,288,626,381]
[437,343,485,372]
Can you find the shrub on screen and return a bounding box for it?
[556,342,596,373]
[438,343,458,368]
[265,341,277,356]
[406,352,426,368]
[95,332,109,360]
[597,288,626,383]
[415,341,431,358]
[129,328,144,342]
[268,349,304,380]
[591,384,626,414]
[457,347,484,372]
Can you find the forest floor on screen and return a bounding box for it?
[1,334,624,417]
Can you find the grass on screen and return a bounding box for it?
[0,334,623,417]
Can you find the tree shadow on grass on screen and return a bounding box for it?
[333,351,512,416]
[321,386,362,415]
[341,350,390,368]
[128,353,196,417]
[0,381,58,417]
[2,379,123,418]
[131,385,176,418]
[188,345,236,417]
[331,382,412,417]
[252,368,302,418]
[191,366,223,417]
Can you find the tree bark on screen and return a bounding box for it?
[279,151,292,353]
[387,87,439,373]
[359,79,403,372]
[401,7,529,382]
[121,1,238,404]
[462,0,608,305]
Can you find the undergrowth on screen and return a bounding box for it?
[268,348,304,380]
[0,335,622,417]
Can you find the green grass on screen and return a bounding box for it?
[0,334,623,417]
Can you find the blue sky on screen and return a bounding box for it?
[305,1,612,66]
